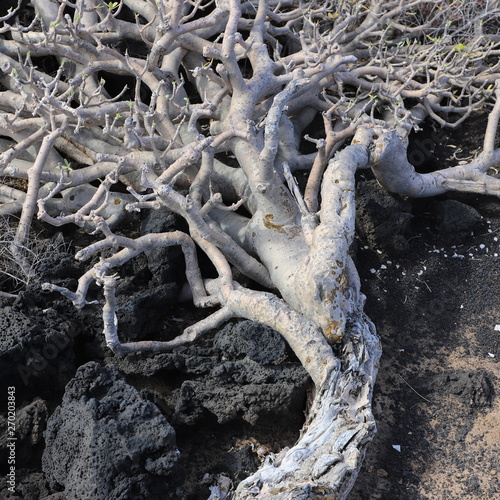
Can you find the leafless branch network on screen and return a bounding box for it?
[1,0,499,497]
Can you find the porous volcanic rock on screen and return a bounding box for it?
[42,361,183,500]
[356,179,413,254]
[111,320,309,426]
[0,296,77,403]
[433,199,484,242]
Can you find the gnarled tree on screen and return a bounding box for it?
[1,0,499,497]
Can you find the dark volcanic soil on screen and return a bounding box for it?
[352,190,500,500]
[350,113,500,500]
[0,114,499,500]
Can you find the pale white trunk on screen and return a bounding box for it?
[235,312,380,499]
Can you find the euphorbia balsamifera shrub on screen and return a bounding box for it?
[0,0,499,497]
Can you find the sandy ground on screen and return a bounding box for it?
[351,191,500,499]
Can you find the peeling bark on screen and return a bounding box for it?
[1,0,499,497]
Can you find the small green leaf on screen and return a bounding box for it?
[57,159,73,171]
[426,34,442,43]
